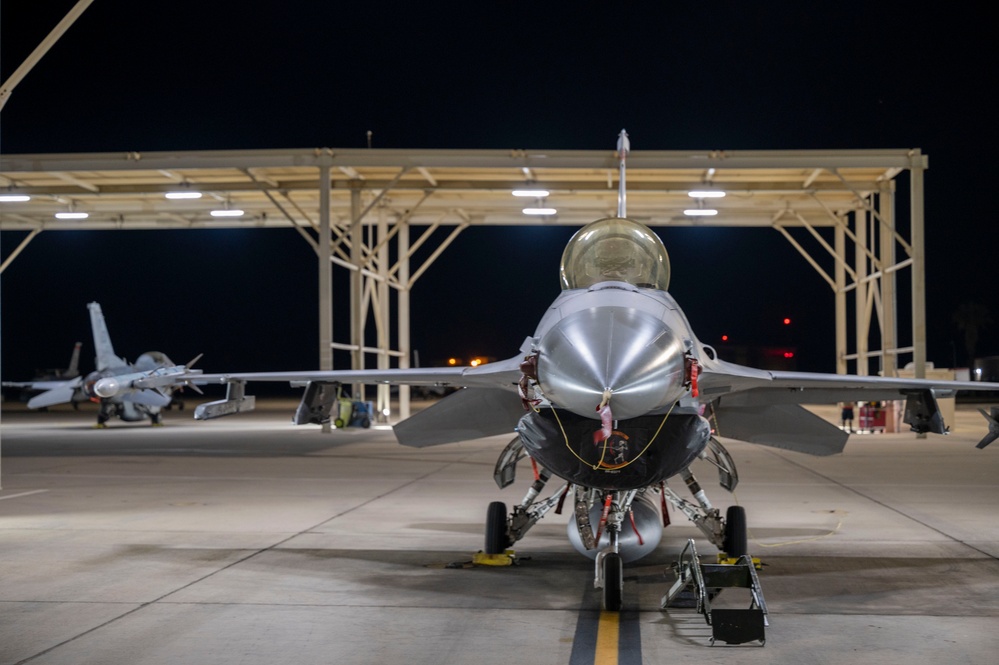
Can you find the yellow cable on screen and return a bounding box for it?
[551,402,676,471]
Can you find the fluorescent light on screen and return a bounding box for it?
[165,191,202,199]
[687,190,726,198]
[512,189,550,197]
[0,194,30,202]
[684,209,718,216]
[210,209,244,217]
[55,212,89,219]
[522,207,557,215]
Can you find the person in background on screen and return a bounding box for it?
[840,401,855,432]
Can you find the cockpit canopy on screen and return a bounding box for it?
[559,217,671,291]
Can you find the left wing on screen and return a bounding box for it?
[702,365,999,405]
[1,377,85,409]
[700,358,999,451]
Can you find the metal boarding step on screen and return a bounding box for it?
[661,539,768,646]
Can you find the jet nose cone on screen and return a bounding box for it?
[93,377,121,398]
[537,307,687,420]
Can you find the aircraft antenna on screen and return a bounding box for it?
[616,129,630,218]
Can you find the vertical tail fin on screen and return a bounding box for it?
[87,302,124,371]
[67,341,82,375]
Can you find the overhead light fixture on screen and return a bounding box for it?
[165,191,202,200]
[684,209,718,216]
[0,194,31,202]
[512,188,550,197]
[687,190,726,198]
[210,197,244,217]
[55,211,89,219]
[523,207,557,215]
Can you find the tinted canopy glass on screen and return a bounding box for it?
[559,217,671,290]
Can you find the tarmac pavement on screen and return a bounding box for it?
[1,398,997,664]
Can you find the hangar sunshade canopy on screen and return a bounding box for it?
[0,147,920,229]
[0,147,929,418]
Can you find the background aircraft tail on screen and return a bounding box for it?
[87,302,126,371]
[66,341,82,376]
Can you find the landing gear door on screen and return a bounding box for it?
[294,381,340,425]
[902,389,947,435]
[706,436,739,492]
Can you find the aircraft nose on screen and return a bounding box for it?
[93,377,121,398]
[536,307,687,420]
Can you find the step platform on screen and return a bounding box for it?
[662,539,768,646]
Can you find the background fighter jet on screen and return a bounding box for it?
[182,134,999,611]
[4,340,82,404]
[2,302,201,426]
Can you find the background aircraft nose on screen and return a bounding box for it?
[537,307,687,420]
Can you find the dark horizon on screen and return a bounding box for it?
[2,1,996,386]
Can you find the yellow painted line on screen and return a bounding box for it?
[594,610,619,664]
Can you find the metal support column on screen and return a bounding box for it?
[910,158,927,379]
[376,207,390,421]
[835,224,847,374]
[854,209,868,375]
[318,161,333,433]
[398,221,412,420]
[319,163,333,371]
[879,182,898,377]
[349,188,364,399]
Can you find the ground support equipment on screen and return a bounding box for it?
[661,538,768,646]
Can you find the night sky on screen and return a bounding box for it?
[2,1,996,388]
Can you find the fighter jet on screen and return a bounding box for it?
[2,302,201,426]
[183,132,999,611]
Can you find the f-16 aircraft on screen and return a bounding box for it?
[179,132,999,611]
[2,302,201,426]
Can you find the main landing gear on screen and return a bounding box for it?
[485,501,511,554]
[482,435,752,613]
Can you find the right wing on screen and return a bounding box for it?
[182,354,528,442]
[186,354,524,390]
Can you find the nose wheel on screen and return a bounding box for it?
[599,552,624,611]
[722,505,748,557]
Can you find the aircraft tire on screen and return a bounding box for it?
[484,501,510,554]
[602,553,624,611]
[723,505,748,557]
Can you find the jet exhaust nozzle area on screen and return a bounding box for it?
[536,306,686,420]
